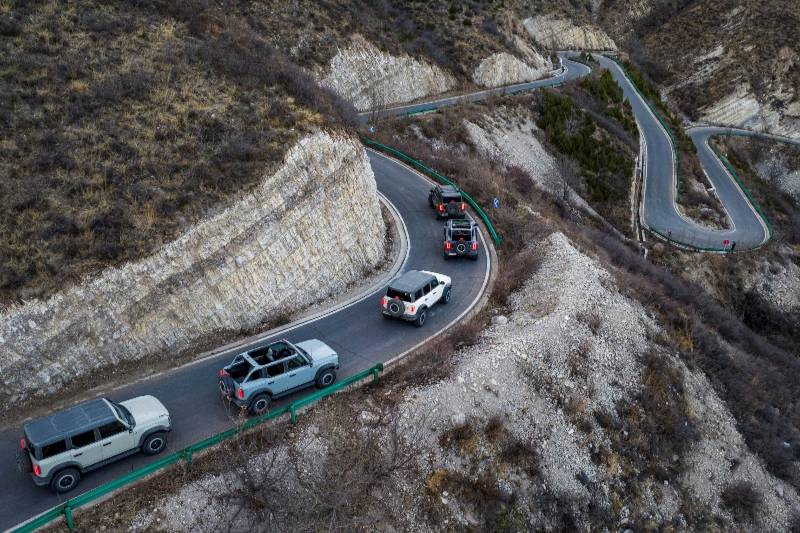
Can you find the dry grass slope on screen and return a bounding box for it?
[0,0,355,303]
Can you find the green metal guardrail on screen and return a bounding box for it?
[361,137,502,246]
[13,364,384,533]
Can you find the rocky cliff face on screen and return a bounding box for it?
[319,34,456,111]
[523,15,617,51]
[472,52,551,88]
[620,2,800,140]
[0,131,385,411]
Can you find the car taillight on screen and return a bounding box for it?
[409,305,415,314]
[380,296,387,306]
[218,369,227,377]
[33,464,41,477]
[438,204,445,212]
[460,202,466,210]
[471,242,478,251]
[236,388,244,400]
[19,438,25,450]
[444,241,452,250]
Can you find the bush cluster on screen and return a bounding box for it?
[537,91,632,204]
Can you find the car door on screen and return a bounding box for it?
[282,354,316,390]
[262,360,288,395]
[427,278,443,306]
[97,419,136,461]
[68,429,104,470]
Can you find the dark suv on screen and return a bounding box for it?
[428,184,466,219]
[443,219,479,260]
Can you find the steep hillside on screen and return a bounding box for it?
[612,0,800,138]
[0,0,355,303]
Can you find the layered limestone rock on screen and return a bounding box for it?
[523,15,617,51]
[472,51,551,88]
[319,34,456,111]
[700,84,800,140]
[0,131,386,410]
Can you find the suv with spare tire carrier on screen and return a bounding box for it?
[380,270,452,327]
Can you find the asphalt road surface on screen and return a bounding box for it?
[0,150,491,532]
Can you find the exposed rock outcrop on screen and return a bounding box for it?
[472,52,550,88]
[319,34,456,111]
[700,84,800,140]
[0,131,386,410]
[523,15,617,51]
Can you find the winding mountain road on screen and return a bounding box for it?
[5,49,798,532]
[598,56,773,250]
[1,151,492,532]
[366,53,793,252]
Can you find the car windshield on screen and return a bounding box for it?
[386,287,413,302]
[296,345,312,364]
[442,193,461,202]
[110,401,134,427]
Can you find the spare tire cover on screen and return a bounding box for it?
[388,299,405,317]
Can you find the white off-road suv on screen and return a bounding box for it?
[380,270,452,327]
[18,396,171,493]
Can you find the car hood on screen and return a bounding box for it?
[120,395,170,428]
[295,339,338,363]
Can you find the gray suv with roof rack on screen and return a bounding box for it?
[443,218,479,260]
[218,339,339,416]
[428,184,467,219]
[18,396,171,493]
[380,270,452,327]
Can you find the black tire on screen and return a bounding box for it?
[440,287,451,304]
[414,308,427,327]
[142,432,168,456]
[470,254,479,261]
[249,394,271,416]
[315,368,337,388]
[51,468,80,493]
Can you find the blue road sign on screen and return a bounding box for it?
[492,197,500,209]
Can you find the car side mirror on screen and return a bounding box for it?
[439,280,445,285]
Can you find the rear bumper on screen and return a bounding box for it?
[31,472,50,487]
[444,250,478,258]
[381,310,416,322]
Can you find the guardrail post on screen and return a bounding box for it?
[64,505,75,531]
[372,368,379,384]
[182,449,193,469]
[290,405,297,425]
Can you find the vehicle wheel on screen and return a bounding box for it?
[51,468,80,493]
[249,394,271,416]
[470,254,479,261]
[414,308,427,327]
[315,368,337,388]
[142,432,168,456]
[443,253,450,260]
[440,287,451,304]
